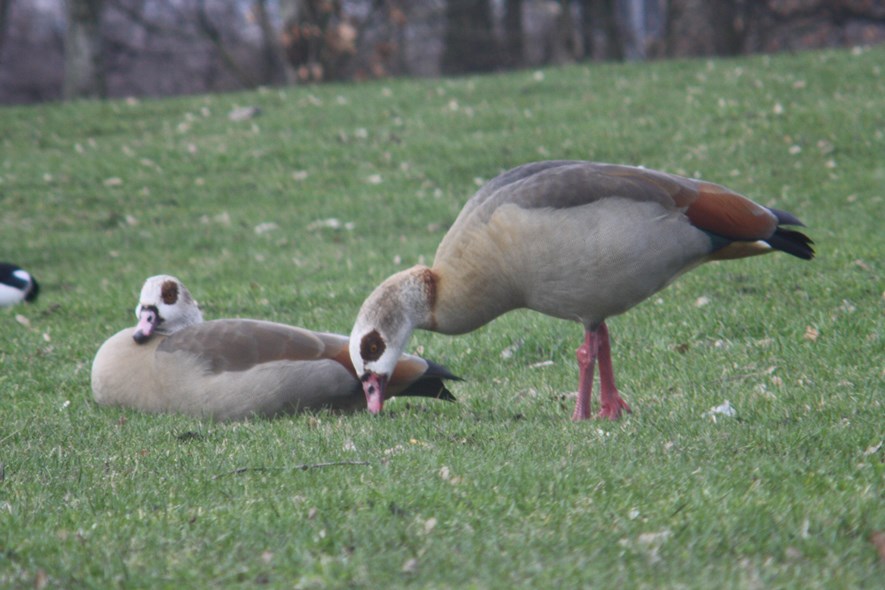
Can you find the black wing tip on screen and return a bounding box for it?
[763,207,815,260]
[397,359,462,402]
[433,382,458,402]
[25,277,40,302]
[768,207,806,228]
[422,358,464,383]
[398,378,458,402]
[768,228,815,260]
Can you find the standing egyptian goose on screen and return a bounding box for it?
[0,263,39,307]
[349,161,814,420]
[92,275,457,421]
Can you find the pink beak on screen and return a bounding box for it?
[133,308,159,344]
[362,372,388,414]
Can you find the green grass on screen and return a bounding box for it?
[2,46,883,588]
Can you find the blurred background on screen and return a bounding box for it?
[1,0,883,105]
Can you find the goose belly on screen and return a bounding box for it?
[157,355,361,420]
[496,199,712,326]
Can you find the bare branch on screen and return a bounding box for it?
[213,460,371,479]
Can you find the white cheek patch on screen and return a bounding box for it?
[373,349,401,378]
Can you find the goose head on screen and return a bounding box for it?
[350,266,436,414]
[133,275,203,343]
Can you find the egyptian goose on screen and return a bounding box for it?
[92,275,457,421]
[349,161,814,420]
[0,263,39,307]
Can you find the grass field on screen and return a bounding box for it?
[1,46,883,588]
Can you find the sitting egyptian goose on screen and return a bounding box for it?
[349,161,814,420]
[92,275,457,421]
[0,263,39,307]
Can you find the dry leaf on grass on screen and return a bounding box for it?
[228,106,261,121]
[307,218,354,231]
[863,442,882,457]
[852,259,871,271]
[254,222,279,235]
[500,339,523,359]
[803,326,820,342]
[870,531,885,561]
[705,400,736,420]
[619,529,671,564]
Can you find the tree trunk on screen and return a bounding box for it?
[64,0,106,100]
[665,0,746,57]
[623,0,646,59]
[441,0,497,74]
[581,0,624,61]
[503,0,524,68]
[0,0,12,58]
[278,0,304,82]
[255,0,289,86]
[710,0,746,56]
[549,0,579,64]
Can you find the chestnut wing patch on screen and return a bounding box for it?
[684,182,777,241]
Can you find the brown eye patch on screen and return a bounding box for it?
[161,280,179,305]
[360,330,386,362]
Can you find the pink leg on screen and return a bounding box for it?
[596,322,631,420]
[571,329,599,421]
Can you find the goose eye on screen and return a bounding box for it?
[360,330,386,361]
[161,280,179,305]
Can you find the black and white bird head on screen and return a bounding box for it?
[0,263,39,308]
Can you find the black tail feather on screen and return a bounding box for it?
[768,208,806,228]
[398,359,462,402]
[25,277,40,302]
[766,227,815,260]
